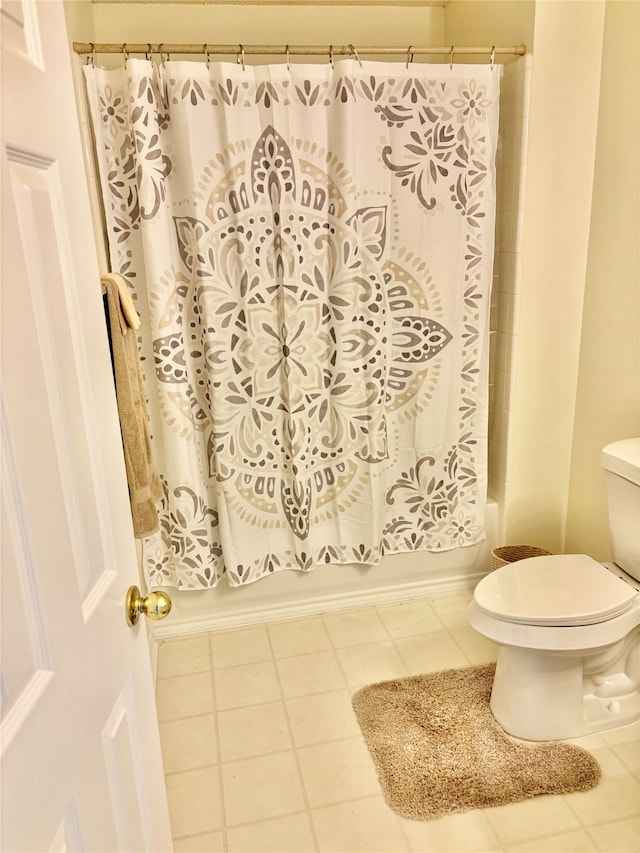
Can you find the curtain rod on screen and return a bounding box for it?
[73,42,526,59]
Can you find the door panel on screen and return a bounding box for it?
[1,2,172,849]
[7,146,117,609]
[0,422,53,749]
[102,676,157,851]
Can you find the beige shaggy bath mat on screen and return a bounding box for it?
[352,662,600,821]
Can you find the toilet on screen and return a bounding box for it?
[468,438,640,741]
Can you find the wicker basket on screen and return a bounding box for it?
[490,545,552,572]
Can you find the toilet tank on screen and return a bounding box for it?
[601,438,640,581]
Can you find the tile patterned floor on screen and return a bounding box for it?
[155,591,640,852]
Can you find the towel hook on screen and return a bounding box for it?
[237,43,245,71]
[348,43,362,68]
[490,45,496,69]
[406,45,414,69]
[285,44,290,71]
[328,45,334,69]
[449,45,455,70]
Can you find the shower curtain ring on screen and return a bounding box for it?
[145,43,152,61]
[122,43,130,63]
[204,43,211,69]
[348,43,362,68]
[449,45,455,70]
[237,43,245,71]
[285,44,290,71]
[159,43,170,63]
[328,45,334,68]
[490,46,496,69]
[87,42,95,66]
[406,45,414,69]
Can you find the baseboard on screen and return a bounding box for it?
[153,570,486,639]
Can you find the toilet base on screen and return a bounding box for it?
[490,635,640,741]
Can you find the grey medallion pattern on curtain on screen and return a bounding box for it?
[84,59,500,589]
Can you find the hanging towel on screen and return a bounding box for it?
[101,273,163,538]
[103,270,140,330]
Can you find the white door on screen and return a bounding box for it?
[1,1,173,850]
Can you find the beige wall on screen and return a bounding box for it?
[89,1,444,63]
[74,0,638,559]
[450,0,639,559]
[445,0,636,556]
[445,0,535,62]
[565,0,640,560]
[64,0,95,42]
[444,1,606,553]
[503,1,607,552]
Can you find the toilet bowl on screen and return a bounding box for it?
[468,438,640,741]
[468,554,640,740]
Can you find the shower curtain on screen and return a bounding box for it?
[84,57,501,590]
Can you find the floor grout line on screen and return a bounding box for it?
[266,621,321,853]
[208,631,228,852]
[157,592,640,853]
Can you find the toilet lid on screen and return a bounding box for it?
[474,554,638,627]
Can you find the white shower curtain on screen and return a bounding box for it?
[84,57,500,589]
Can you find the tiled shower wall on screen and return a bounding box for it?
[71,55,111,272]
[488,55,532,526]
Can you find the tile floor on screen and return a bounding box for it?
[155,591,640,853]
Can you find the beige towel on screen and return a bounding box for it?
[102,271,140,330]
[102,273,163,538]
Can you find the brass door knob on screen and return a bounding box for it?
[126,585,172,626]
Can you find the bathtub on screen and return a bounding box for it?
[153,498,498,637]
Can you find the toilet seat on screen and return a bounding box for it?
[474,554,637,627]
